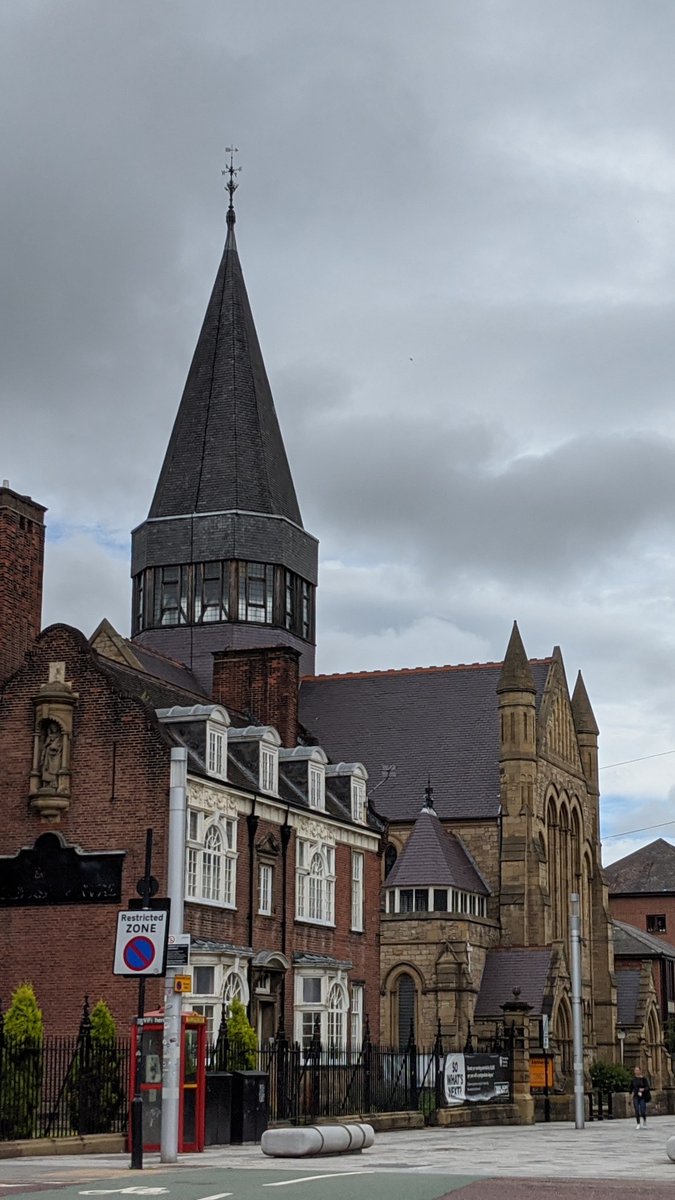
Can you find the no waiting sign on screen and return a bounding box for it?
[113,909,169,977]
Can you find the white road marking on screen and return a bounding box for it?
[79,1190,170,1197]
[263,1173,371,1187]
[192,1193,232,1200]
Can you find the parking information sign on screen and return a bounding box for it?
[113,909,169,976]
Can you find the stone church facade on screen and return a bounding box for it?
[301,624,618,1079]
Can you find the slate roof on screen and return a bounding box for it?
[148,208,303,527]
[615,969,641,1025]
[474,947,553,1017]
[299,659,552,822]
[385,806,489,893]
[612,920,675,960]
[604,838,675,895]
[93,629,377,833]
[97,656,208,713]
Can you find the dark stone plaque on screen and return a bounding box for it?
[0,832,125,906]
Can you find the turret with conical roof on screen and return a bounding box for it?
[571,669,599,801]
[131,176,318,692]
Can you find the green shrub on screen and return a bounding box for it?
[0,983,43,1139]
[589,1060,633,1093]
[227,998,258,1069]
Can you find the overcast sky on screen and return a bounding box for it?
[3,0,675,864]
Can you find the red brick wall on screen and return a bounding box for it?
[0,487,45,687]
[609,894,675,942]
[0,624,172,1035]
[212,646,300,747]
[0,625,381,1039]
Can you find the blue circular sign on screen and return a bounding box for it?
[123,935,156,972]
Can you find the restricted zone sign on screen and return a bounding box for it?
[113,909,169,976]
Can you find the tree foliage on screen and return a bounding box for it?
[227,998,258,1070]
[589,1060,633,1092]
[0,983,43,1139]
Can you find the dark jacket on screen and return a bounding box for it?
[630,1075,651,1101]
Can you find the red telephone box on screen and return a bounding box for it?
[129,1011,206,1152]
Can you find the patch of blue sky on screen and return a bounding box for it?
[46,519,129,556]
[601,791,675,840]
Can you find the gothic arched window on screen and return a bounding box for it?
[397,973,416,1048]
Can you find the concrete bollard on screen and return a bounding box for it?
[261,1122,375,1157]
[666,1135,675,1163]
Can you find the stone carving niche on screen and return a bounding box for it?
[29,662,78,819]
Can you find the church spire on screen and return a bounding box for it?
[148,156,303,525]
[130,168,318,690]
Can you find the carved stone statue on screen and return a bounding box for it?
[39,720,63,787]
[29,669,78,819]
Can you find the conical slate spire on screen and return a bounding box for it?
[130,189,318,689]
[149,213,303,526]
[571,671,599,735]
[497,621,536,694]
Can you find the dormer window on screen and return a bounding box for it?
[207,722,227,781]
[260,746,278,795]
[308,763,325,810]
[351,779,367,824]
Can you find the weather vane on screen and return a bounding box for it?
[222,146,241,225]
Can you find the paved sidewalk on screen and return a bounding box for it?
[0,1117,674,1185]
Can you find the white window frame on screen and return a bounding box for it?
[296,839,335,926]
[185,810,238,907]
[207,721,227,781]
[351,778,367,824]
[260,745,278,795]
[385,885,486,918]
[258,862,273,915]
[351,851,364,932]
[308,763,325,811]
[350,983,364,1049]
[222,967,247,1014]
[294,972,349,1053]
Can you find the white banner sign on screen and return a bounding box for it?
[443,1052,466,1105]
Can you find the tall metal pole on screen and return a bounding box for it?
[161,747,187,1163]
[570,892,585,1130]
[130,827,154,1170]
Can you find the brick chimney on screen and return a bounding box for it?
[0,483,46,687]
[212,646,300,747]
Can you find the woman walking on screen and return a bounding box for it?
[630,1065,651,1129]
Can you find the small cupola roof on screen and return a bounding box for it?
[385,790,489,894]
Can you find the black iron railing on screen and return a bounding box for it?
[0,1010,130,1141]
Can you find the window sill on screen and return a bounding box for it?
[186,898,237,910]
[295,916,336,929]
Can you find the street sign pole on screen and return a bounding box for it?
[130,827,154,1171]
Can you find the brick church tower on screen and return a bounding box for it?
[0,482,46,686]
[130,174,318,694]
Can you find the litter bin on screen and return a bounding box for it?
[205,1072,232,1146]
[230,1071,269,1143]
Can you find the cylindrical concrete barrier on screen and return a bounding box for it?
[261,1121,375,1158]
[666,1134,675,1163]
